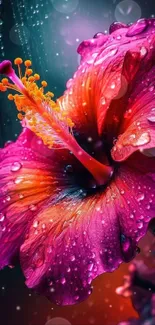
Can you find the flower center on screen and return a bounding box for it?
[0,58,113,186]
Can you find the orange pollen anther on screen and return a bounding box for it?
[28,76,35,82]
[8,94,14,100]
[17,113,24,120]
[2,78,9,85]
[26,69,33,76]
[34,74,40,80]
[24,60,32,67]
[14,58,23,65]
[41,81,47,87]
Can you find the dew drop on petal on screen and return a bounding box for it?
[14,176,23,184]
[29,204,37,211]
[137,193,145,202]
[126,19,148,37]
[11,162,22,172]
[33,220,39,228]
[101,97,106,105]
[65,164,73,173]
[129,132,150,146]
[61,277,66,285]
[140,46,148,58]
[147,116,155,123]
[137,221,143,229]
[111,82,116,89]
[70,255,75,261]
[93,32,104,38]
[0,213,5,222]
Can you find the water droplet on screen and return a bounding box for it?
[137,193,145,202]
[61,277,66,285]
[29,204,37,211]
[11,162,22,172]
[75,295,79,301]
[132,132,150,146]
[47,246,52,254]
[33,220,39,228]
[88,262,94,272]
[70,255,75,261]
[137,221,143,229]
[111,82,116,89]
[65,165,73,173]
[14,176,23,184]
[101,97,106,105]
[147,116,155,123]
[0,213,5,222]
[126,19,148,37]
[93,32,104,38]
[140,46,148,57]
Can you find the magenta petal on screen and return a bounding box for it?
[19,153,155,306]
[0,128,73,269]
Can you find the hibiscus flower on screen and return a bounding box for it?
[0,18,155,306]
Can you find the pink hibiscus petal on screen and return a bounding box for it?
[112,65,155,161]
[59,19,155,141]
[19,153,155,305]
[0,129,74,268]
